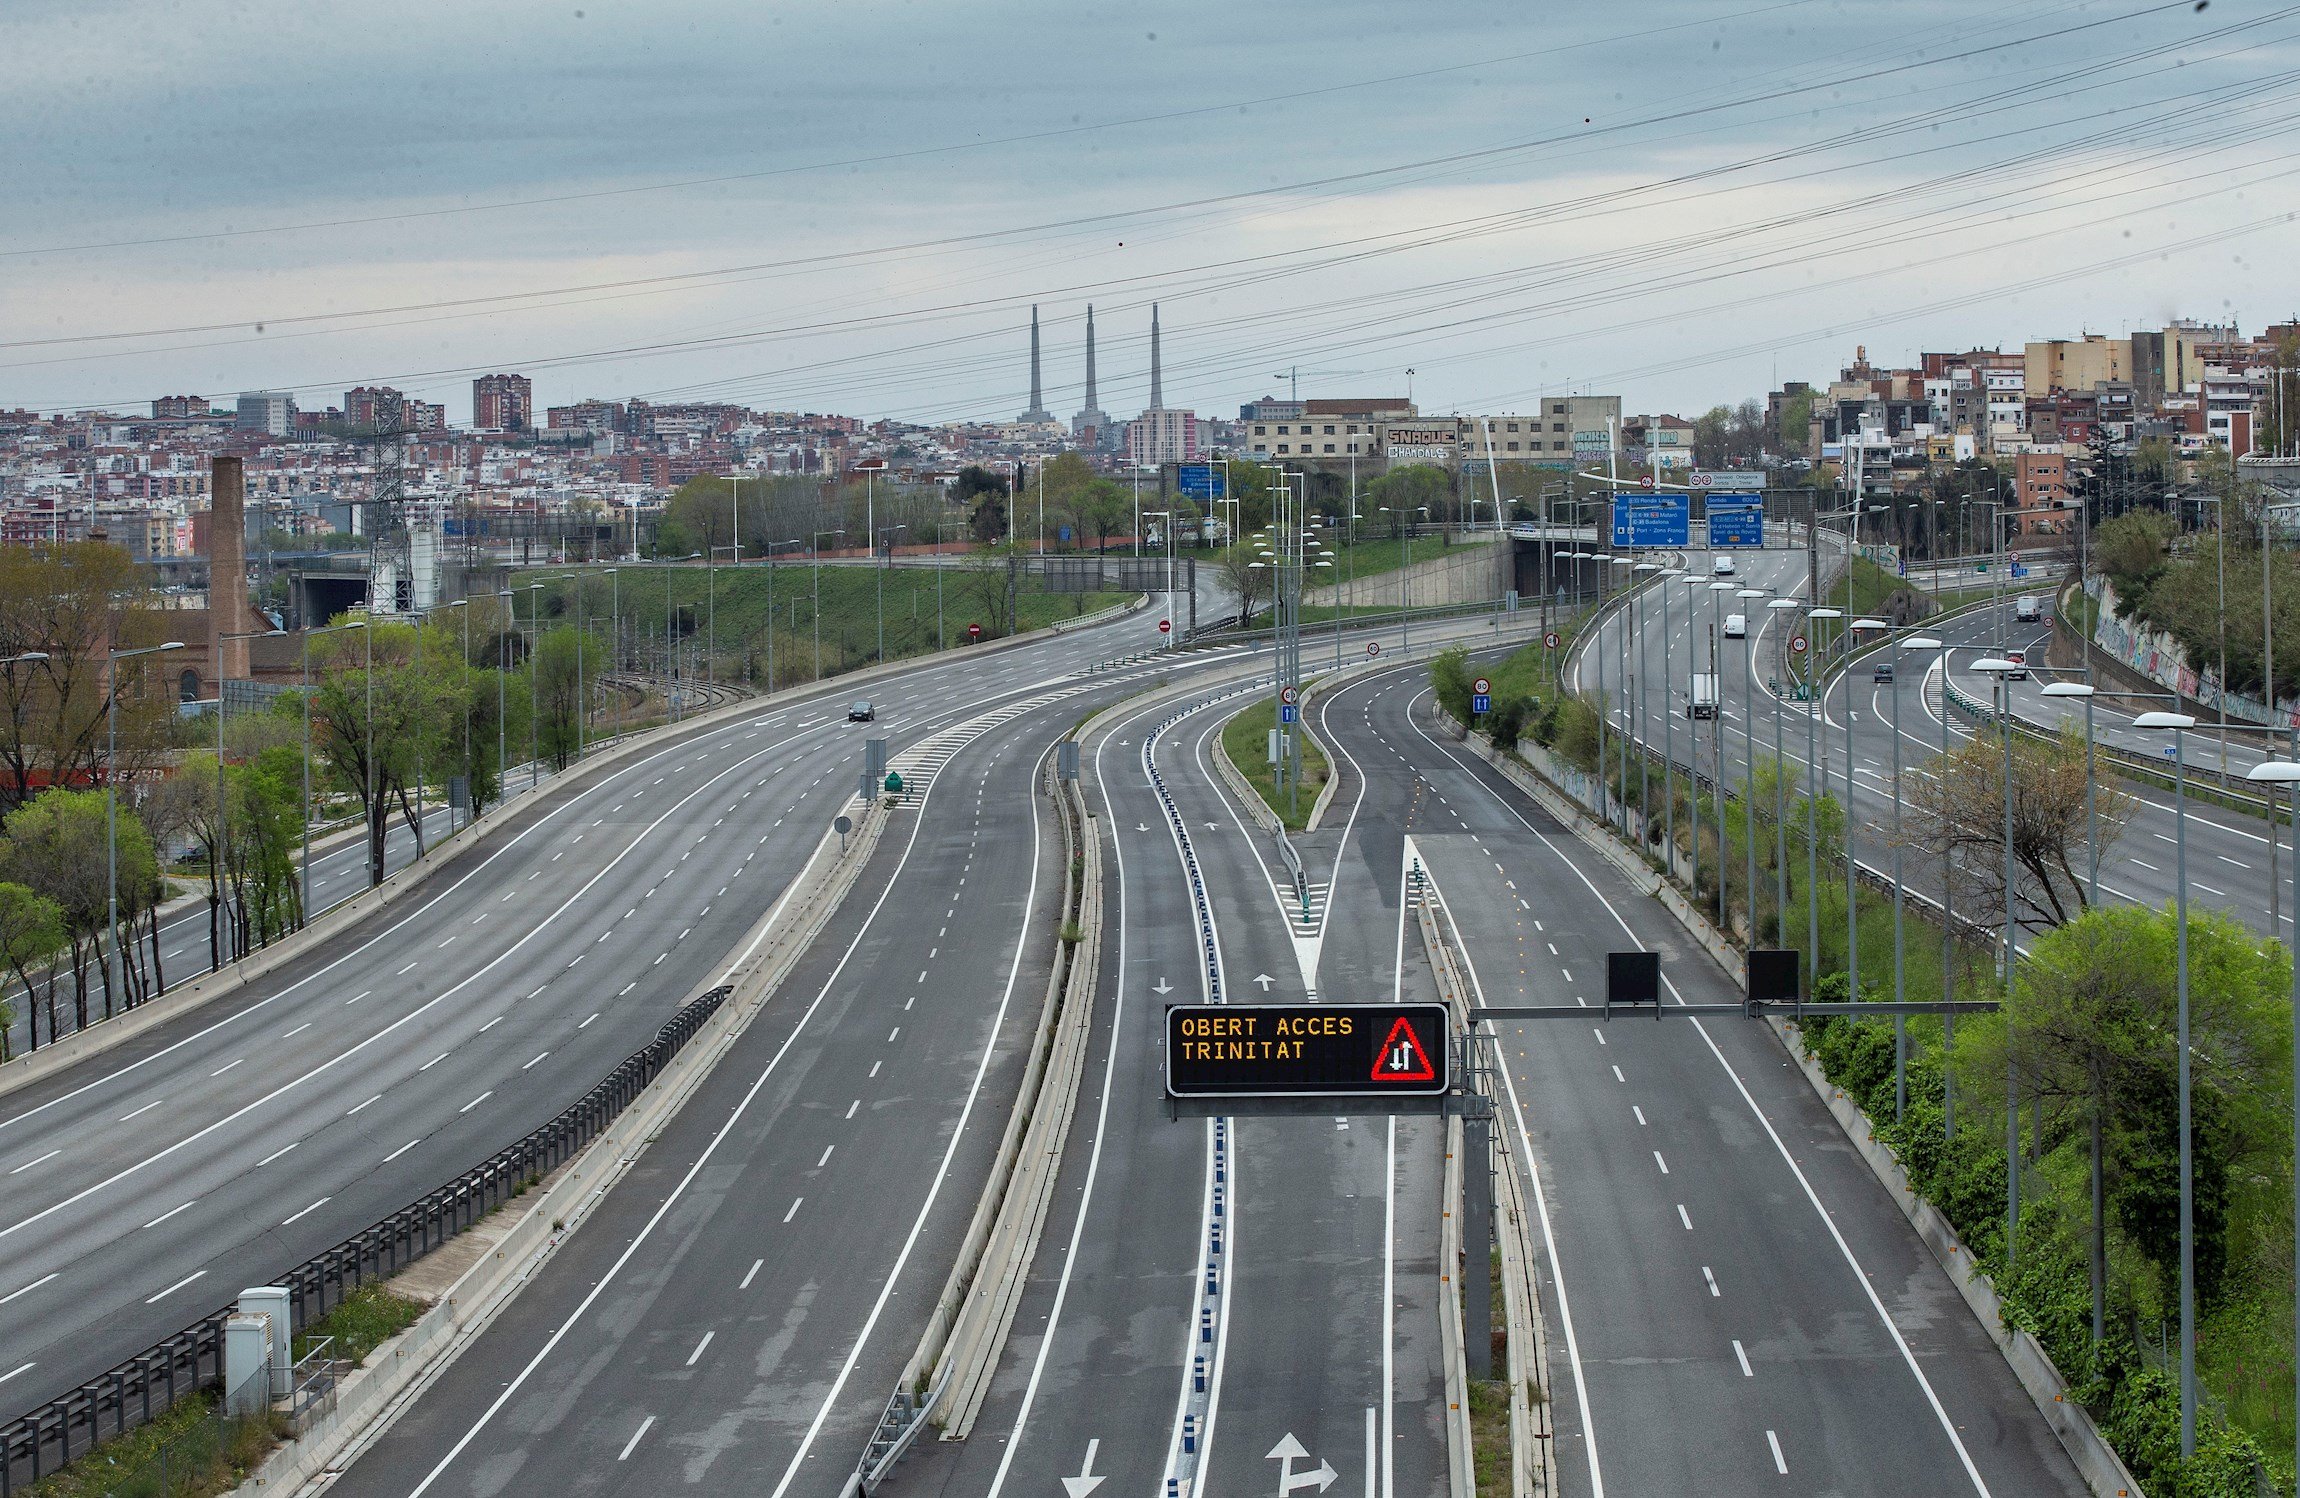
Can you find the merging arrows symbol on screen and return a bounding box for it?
[1061,1438,1105,1498]
[1266,1433,1337,1495]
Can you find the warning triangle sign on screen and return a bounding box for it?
[1371,1015,1437,1083]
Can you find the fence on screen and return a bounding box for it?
[0,982,732,1496]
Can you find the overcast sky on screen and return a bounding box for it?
[2,0,2295,425]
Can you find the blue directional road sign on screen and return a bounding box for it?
[1178,464,1227,501]
[1612,493,1691,547]
[1707,498,1765,548]
[1280,704,1299,724]
[1471,694,1492,714]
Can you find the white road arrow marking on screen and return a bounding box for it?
[1252,973,1275,991]
[1266,1433,1337,1495]
[1137,822,1151,833]
[1061,1438,1105,1498]
[1152,977,1174,995]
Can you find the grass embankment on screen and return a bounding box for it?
[296,1281,424,1366]
[1808,556,1925,655]
[18,1392,280,1498]
[1221,696,1330,831]
[533,563,1127,688]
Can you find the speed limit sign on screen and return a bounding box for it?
[1366,641,1381,658]
[1472,677,1491,696]
[1790,634,1809,654]
[1280,685,1300,706]
[1544,631,1561,650]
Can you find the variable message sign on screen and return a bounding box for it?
[1165,1003,1450,1098]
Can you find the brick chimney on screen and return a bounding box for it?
[210,455,253,681]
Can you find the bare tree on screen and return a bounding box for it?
[1904,725,2130,934]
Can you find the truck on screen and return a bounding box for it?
[2014,594,2042,622]
[1689,673,1720,720]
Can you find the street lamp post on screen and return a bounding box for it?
[2042,681,2100,902]
[2246,756,2300,1450]
[1768,598,1803,934]
[1737,586,1769,939]
[1707,578,1735,926]
[1890,634,1945,1122]
[106,641,184,1006]
[1973,656,2023,1269]
[529,583,543,787]
[1845,617,1891,1004]
[1806,608,1842,993]
[497,590,510,809]
[2137,708,2201,1459]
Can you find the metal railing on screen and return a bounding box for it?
[0,982,733,1495]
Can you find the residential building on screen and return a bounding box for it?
[235,391,295,436]
[1126,407,1199,467]
[473,373,533,433]
[152,395,211,420]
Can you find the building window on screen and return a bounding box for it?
[1324,425,1336,435]
[1253,425,1266,436]
[1552,422,1566,432]
[1551,402,1567,415]
[1277,443,1290,453]
[1507,442,1520,452]
[1324,443,1336,453]
[1506,422,1519,433]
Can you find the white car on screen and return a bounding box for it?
[1712,554,1736,576]
[1723,613,1748,639]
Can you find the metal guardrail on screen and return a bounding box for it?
[0,982,733,1496]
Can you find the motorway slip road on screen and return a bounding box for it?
[0,606,1177,1428]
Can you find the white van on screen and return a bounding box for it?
[1723,613,1748,639]
[2014,594,2041,623]
[1712,554,1737,576]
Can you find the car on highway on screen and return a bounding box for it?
[848,699,875,722]
[2015,594,2042,622]
[2005,650,2029,681]
[1873,660,1894,683]
[1711,554,1736,576]
[1723,613,1747,639]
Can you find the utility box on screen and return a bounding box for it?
[238,1285,293,1397]
[224,1314,274,1416]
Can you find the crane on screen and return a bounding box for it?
[1271,367,1365,404]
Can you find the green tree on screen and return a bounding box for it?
[0,788,160,1030]
[529,625,595,770]
[1365,465,1450,537]
[0,881,66,1058]
[0,540,170,821]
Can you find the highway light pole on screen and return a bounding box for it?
[106,640,183,1006]
[2246,756,2300,1444]
[1707,578,1734,925]
[496,590,510,810]
[1662,567,1678,874]
[1845,617,1889,1003]
[2137,708,2201,1459]
[812,529,843,682]
[1769,597,1802,931]
[297,624,356,922]
[1807,607,1842,995]
[1738,586,1769,940]
[604,569,619,747]
[1890,633,1945,1121]
[1636,561,1662,836]
[1975,655,2025,1276]
[529,583,542,787]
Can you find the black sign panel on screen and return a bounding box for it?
[1166,1003,1451,1098]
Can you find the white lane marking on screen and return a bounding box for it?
[478,1016,502,1032]
[1767,1430,1787,1474]
[1702,1265,1720,1296]
[146,1270,206,1303]
[783,1197,803,1224]
[459,1091,492,1114]
[869,1060,882,1078]
[209,1058,243,1078]
[254,1142,297,1167]
[816,1145,835,1169]
[346,1094,382,1116]
[282,1197,331,1226]
[1654,1151,1669,1175]
[1678,1205,1693,1230]
[118,1099,163,1123]
[581,1013,599,1029]
[2,1272,60,1304]
[1610,1066,1624,1083]
[396,962,419,976]
[1632,1105,1647,1126]
[618,1415,654,1461]
[384,1139,422,1164]
[9,1149,60,1175]
[741,1259,762,1290]
[523,1052,550,1071]
[845,1100,859,1119]
[0,1362,32,1385]
[685,1330,714,1367]
[283,1023,311,1038]
[419,1052,450,1072]
[1734,1339,1753,1376]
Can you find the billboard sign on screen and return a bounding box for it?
[1177,464,1227,501]
[1688,471,1765,491]
[1612,493,1691,548]
[1165,1003,1451,1098]
[1706,498,1765,548]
